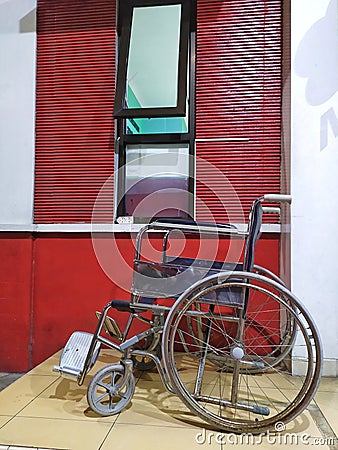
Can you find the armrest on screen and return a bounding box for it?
[153,218,237,230]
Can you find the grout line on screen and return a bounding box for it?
[112,421,196,429]
[0,416,15,432]
[12,415,116,425]
[308,402,338,450]
[0,377,60,428]
[97,415,120,450]
[0,446,69,450]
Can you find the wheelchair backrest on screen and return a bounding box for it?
[243,199,263,272]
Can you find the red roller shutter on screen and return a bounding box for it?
[34,0,116,223]
[195,0,282,221]
[35,0,281,224]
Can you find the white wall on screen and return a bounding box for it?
[291,0,338,375]
[0,0,36,225]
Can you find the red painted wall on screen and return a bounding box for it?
[0,233,279,371]
[0,234,33,372]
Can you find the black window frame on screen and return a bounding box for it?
[115,0,196,223]
[114,0,191,119]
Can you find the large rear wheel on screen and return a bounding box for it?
[162,272,322,434]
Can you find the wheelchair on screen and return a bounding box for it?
[53,194,322,434]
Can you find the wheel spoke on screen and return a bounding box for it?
[97,381,109,391]
[95,391,110,404]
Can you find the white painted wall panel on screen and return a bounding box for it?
[291,0,338,370]
[0,0,36,225]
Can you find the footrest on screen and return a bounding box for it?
[95,311,123,340]
[53,331,101,381]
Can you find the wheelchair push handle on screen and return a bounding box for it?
[263,194,292,204]
[262,206,281,215]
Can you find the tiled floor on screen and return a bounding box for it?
[0,350,337,450]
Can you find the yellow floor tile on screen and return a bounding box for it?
[203,433,331,450]
[28,351,63,376]
[0,416,12,429]
[84,348,122,374]
[0,375,58,416]
[101,423,222,450]
[137,369,162,383]
[314,391,338,436]
[115,380,200,428]
[0,416,112,450]
[280,407,325,438]
[0,349,337,450]
[242,371,304,390]
[15,348,124,422]
[317,377,338,393]
[121,376,325,437]
[16,376,106,422]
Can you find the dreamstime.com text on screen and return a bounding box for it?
[195,428,336,446]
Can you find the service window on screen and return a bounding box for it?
[114,0,190,118]
[115,0,196,223]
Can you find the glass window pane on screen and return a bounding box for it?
[124,144,190,218]
[126,116,188,134]
[126,5,182,109]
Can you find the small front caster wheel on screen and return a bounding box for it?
[87,364,135,416]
